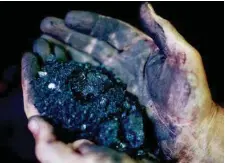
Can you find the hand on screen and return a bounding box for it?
[27,116,138,163]
[22,3,223,162]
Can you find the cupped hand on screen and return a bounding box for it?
[22,3,223,162]
[28,116,140,163]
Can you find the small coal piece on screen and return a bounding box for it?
[31,59,151,159]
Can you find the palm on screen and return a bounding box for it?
[22,3,213,161]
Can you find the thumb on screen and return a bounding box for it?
[140,2,195,56]
[28,116,55,143]
[28,116,82,163]
[141,3,214,128]
[22,53,40,119]
[140,3,208,87]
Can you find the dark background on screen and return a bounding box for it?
[0,2,223,162]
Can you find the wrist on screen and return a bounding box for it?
[172,102,223,163]
[194,102,224,162]
[204,103,223,162]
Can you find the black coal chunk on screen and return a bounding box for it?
[31,60,152,159]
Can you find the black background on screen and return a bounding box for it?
[0,2,223,162]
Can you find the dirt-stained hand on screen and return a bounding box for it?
[22,3,224,163]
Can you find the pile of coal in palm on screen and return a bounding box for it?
[31,59,153,159]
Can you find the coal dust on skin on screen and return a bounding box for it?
[31,59,158,160]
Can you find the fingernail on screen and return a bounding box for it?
[28,119,39,136]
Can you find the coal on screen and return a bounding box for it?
[31,59,154,159]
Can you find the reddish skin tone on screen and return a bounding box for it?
[22,3,223,163]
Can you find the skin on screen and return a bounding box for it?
[22,3,224,163]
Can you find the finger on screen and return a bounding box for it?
[21,52,40,83]
[65,11,150,50]
[28,116,82,163]
[21,52,40,118]
[72,141,115,156]
[140,3,199,57]
[33,38,51,62]
[75,143,106,155]
[33,38,67,62]
[41,35,99,66]
[40,17,118,63]
[72,139,94,154]
[53,44,67,62]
